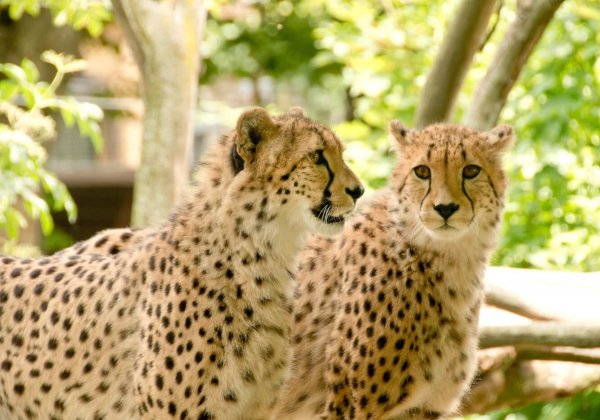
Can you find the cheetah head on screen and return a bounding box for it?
[389,121,513,241]
[233,107,364,235]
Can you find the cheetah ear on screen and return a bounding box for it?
[286,106,305,117]
[485,124,514,153]
[236,107,277,164]
[389,120,413,148]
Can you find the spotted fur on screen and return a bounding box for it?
[0,107,363,420]
[272,122,513,420]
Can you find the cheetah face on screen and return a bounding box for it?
[234,107,364,235]
[389,121,513,241]
[293,141,364,235]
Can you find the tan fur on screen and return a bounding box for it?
[0,107,363,420]
[273,123,513,420]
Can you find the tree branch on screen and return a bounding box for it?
[484,267,600,321]
[516,345,600,365]
[463,0,566,130]
[485,281,554,321]
[414,0,496,128]
[463,358,600,415]
[479,322,600,349]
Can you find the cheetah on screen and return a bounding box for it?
[0,107,364,420]
[273,122,513,419]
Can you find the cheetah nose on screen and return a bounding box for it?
[346,186,365,202]
[433,203,459,220]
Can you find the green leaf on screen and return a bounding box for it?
[2,207,26,240]
[0,63,27,82]
[39,210,54,236]
[7,1,26,20]
[20,58,39,82]
[0,80,19,101]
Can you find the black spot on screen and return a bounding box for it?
[224,390,238,402]
[199,410,214,420]
[165,356,175,370]
[13,284,25,298]
[377,393,389,404]
[168,402,177,415]
[13,309,24,322]
[14,383,25,395]
[367,364,375,377]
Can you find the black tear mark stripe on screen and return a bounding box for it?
[231,141,245,175]
[461,177,475,213]
[420,177,432,214]
[310,128,334,197]
[318,150,334,198]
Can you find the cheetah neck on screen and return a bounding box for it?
[165,172,312,284]
[218,178,312,274]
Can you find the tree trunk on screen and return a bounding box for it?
[413,0,496,128]
[112,0,207,227]
[463,0,566,130]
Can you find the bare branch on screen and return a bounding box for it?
[479,322,600,349]
[463,0,566,130]
[485,281,554,321]
[485,267,600,321]
[516,345,600,364]
[414,0,496,128]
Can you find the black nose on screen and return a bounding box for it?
[346,186,365,201]
[433,203,459,220]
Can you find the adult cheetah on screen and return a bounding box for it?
[273,122,513,419]
[0,107,364,420]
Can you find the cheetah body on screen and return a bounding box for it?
[274,123,513,419]
[0,108,363,420]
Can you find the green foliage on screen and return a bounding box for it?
[0,0,112,37]
[202,0,454,188]
[469,389,600,420]
[0,52,104,241]
[204,0,600,272]
[494,2,600,271]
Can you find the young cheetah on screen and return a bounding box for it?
[273,122,513,419]
[0,107,364,420]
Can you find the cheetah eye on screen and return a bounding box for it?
[309,150,326,165]
[413,165,431,180]
[463,165,481,179]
